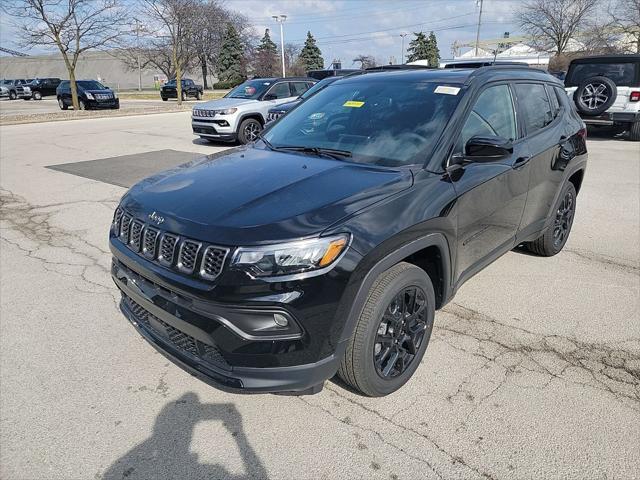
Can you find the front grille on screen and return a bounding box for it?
[123,293,230,370]
[142,227,160,258]
[113,208,229,281]
[200,246,227,280]
[193,109,215,117]
[129,220,144,252]
[158,233,179,266]
[267,112,283,122]
[178,240,201,273]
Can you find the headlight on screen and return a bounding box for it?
[113,91,118,99]
[213,108,237,115]
[232,234,350,277]
[85,92,94,100]
[23,86,31,93]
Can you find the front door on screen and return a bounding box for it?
[450,83,530,285]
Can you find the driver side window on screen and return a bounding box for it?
[458,84,516,151]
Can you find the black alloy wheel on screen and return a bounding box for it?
[553,189,575,248]
[374,286,429,378]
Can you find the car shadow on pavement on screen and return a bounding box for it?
[102,392,268,480]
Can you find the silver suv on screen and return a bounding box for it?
[565,55,640,141]
[192,77,316,144]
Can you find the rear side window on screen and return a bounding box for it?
[290,82,310,96]
[566,62,637,87]
[459,84,517,147]
[267,82,291,99]
[515,83,552,135]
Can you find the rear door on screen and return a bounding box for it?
[514,82,566,237]
[451,83,531,285]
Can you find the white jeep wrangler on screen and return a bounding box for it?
[565,55,640,141]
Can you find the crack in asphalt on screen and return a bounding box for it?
[0,188,120,307]
[564,247,639,274]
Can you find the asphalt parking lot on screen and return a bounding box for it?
[0,112,639,479]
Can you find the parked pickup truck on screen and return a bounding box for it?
[160,78,203,101]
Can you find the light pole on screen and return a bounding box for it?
[133,19,145,91]
[475,0,484,57]
[400,33,408,64]
[272,15,287,77]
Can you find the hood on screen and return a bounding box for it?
[84,89,113,94]
[271,99,301,113]
[197,97,259,110]
[122,146,413,245]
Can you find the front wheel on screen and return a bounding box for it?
[33,91,42,100]
[237,118,262,144]
[338,262,436,397]
[9,91,16,100]
[58,97,68,110]
[181,91,186,101]
[78,100,86,110]
[195,91,201,100]
[524,181,577,256]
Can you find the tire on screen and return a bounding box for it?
[181,91,186,101]
[628,122,640,142]
[23,97,31,101]
[573,76,617,116]
[161,96,167,101]
[78,100,86,110]
[58,97,68,110]
[33,91,42,100]
[237,118,263,144]
[524,182,577,257]
[338,262,436,397]
[9,91,16,100]
[196,91,201,100]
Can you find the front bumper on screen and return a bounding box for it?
[192,118,237,141]
[86,98,119,109]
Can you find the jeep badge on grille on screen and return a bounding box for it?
[148,211,165,225]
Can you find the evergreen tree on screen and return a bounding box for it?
[253,28,279,77]
[426,31,441,67]
[299,31,324,71]
[406,32,430,63]
[216,23,245,86]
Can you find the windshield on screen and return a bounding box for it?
[226,79,273,99]
[77,80,106,90]
[566,62,638,86]
[263,79,463,167]
[1,80,11,86]
[299,77,336,100]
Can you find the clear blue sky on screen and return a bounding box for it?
[0,0,520,64]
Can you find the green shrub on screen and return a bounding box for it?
[213,79,245,89]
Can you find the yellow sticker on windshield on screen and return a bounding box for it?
[343,100,365,108]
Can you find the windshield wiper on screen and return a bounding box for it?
[273,145,352,160]
[257,132,274,150]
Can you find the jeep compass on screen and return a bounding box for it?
[111,66,587,396]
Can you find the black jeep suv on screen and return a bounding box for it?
[111,66,587,397]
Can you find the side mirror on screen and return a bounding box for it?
[264,93,277,101]
[463,135,513,162]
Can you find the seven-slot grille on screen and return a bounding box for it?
[113,208,228,280]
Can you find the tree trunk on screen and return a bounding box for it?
[69,69,79,110]
[173,42,182,105]
[200,57,208,90]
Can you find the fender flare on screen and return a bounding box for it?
[339,232,452,343]
[237,112,266,130]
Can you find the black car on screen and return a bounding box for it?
[111,66,587,397]
[266,75,353,124]
[26,77,61,100]
[56,80,119,110]
[161,78,203,101]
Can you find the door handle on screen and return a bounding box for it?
[514,156,531,167]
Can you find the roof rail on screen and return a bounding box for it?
[464,63,539,83]
[364,64,436,71]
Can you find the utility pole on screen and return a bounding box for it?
[133,19,144,91]
[400,33,408,64]
[272,15,287,77]
[475,0,484,57]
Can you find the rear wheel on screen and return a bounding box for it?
[9,91,16,100]
[524,182,577,256]
[33,91,42,100]
[628,122,640,142]
[338,262,436,397]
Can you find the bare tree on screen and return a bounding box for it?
[516,0,600,55]
[609,0,640,53]
[142,0,197,104]
[6,0,128,110]
[352,54,376,69]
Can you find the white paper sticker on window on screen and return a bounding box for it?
[435,86,460,95]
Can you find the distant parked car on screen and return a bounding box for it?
[192,77,316,144]
[0,85,8,99]
[160,78,203,101]
[25,78,61,100]
[266,75,355,124]
[0,79,29,100]
[565,54,640,141]
[56,80,120,110]
[307,69,360,80]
